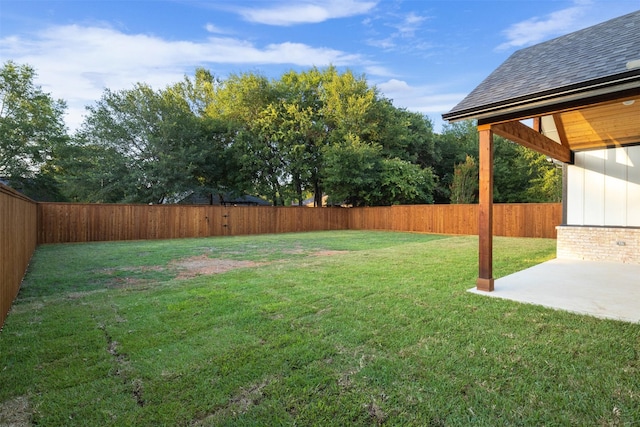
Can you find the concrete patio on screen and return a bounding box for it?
[469,258,640,323]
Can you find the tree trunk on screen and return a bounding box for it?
[313,180,322,207]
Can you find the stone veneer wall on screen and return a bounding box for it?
[556,226,640,264]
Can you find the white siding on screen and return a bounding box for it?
[604,148,628,226]
[583,150,606,225]
[628,147,640,225]
[567,153,585,224]
[567,146,640,227]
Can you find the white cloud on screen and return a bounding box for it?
[363,65,394,78]
[237,0,377,26]
[497,1,640,51]
[377,78,467,131]
[0,24,370,131]
[395,12,428,38]
[377,78,411,92]
[204,23,227,34]
[496,1,588,50]
[366,37,396,50]
[366,11,430,52]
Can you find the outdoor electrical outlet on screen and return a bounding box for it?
[616,241,626,246]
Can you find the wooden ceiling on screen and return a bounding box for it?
[543,95,640,151]
[486,94,640,164]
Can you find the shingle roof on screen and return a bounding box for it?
[443,10,640,121]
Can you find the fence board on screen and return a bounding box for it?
[347,204,561,238]
[37,203,353,244]
[37,202,561,244]
[1,184,37,328]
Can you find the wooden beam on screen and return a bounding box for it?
[492,121,573,163]
[532,117,542,132]
[477,127,494,291]
[552,113,571,149]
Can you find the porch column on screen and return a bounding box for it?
[477,125,494,291]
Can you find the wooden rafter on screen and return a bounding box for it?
[492,121,573,163]
[552,113,571,148]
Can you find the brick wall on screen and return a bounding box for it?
[556,226,640,264]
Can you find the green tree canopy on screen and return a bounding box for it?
[436,119,562,203]
[65,83,232,203]
[204,66,438,206]
[1,62,559,205]
[0,60,69,199]
[450,155,478,204]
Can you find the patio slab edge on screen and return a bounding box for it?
[467,258,640,323]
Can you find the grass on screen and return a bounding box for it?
[0,230,638,426]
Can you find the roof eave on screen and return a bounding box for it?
[443,72,640,124]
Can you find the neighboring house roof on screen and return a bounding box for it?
[443,10,640,123]
[217,194,271,206]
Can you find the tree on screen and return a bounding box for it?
[168,69,244,198]
[323,135,436,206]
[207,72,288,204]
[436,119,563,203]
[491,138,530,202]
[314,67,440,206]
[522,148,563,202]
[171,68,218,117]
[433,120,479,202]
[67,83,231,203]
[323,135,382,206]
[276,68,329,205]
[206,67,388,206]
[371,100,438,167]
[378,157,435,205]
[450,155,478,204]
[0,61,68,198]
[54,142,130,202]
[57,65,439,206]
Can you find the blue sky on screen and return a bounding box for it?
[1,0,638,132]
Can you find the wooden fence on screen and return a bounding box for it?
[37,204,351,244]
[38,202,562,244]
[0,183,38,328]
[1,200,562,328]
[348,203,562,238]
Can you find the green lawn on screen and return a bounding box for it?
[1,231,638,426]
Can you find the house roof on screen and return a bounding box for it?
[443,10,640,123]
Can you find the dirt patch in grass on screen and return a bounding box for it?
[172,255,262,279]
[366,400,387,425]
[193,378,273,425]
[98,320,145,407]
[229,380,270,414]
[0,395,31,426]
[93,256,264,287]
[96,250,348,285]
